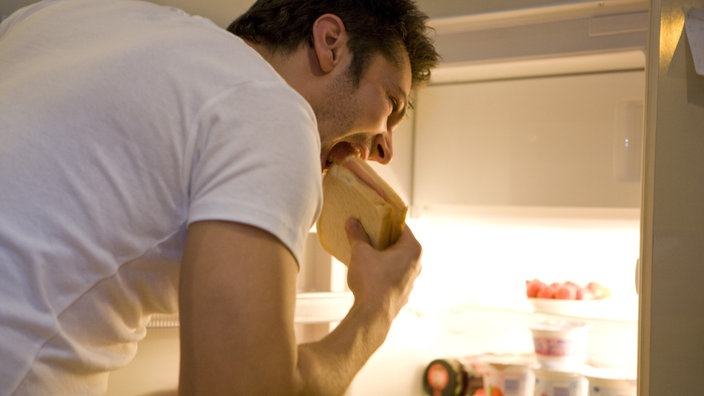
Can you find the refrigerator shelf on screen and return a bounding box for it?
[147,292,354,328]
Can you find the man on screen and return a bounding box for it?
[0,0,438,394]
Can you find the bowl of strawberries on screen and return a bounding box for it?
[526,279,611,317]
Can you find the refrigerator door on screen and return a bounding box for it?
[639,0,704,394]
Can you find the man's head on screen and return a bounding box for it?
[228,0,437,89]
[229,0,439,170]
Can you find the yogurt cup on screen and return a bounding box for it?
[478,354,535,396]
[529,320,591,370]
[585,375,636,396]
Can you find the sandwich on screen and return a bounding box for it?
[316,156,407,265]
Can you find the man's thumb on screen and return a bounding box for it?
[345,217,370,246]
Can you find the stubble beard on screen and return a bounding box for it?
[316,68,359,149]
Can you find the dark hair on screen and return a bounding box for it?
[227,0,439,88]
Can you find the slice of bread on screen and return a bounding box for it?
[316,157,407,265]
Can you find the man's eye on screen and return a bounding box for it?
[389,96,399,112]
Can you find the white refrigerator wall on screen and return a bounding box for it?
[412,71,645,209]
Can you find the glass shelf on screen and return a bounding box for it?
[418,298,638,329]
[148,293,637,330]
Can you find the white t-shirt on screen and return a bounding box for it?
[0,0,322,394]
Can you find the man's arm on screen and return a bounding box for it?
[178,219,421,395]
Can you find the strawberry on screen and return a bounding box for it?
[526,279,547,298]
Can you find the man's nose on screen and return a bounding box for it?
[368,133,393,164]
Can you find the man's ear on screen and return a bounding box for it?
[311,14,347,74]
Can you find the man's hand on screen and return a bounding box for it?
[344,218,422,322]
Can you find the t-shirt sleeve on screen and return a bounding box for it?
[186,82,322,264]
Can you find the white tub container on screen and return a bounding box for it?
[533,368,587,396]
[585,375,636,396]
